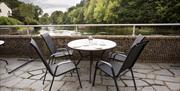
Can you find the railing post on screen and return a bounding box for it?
[75,25,78,32]
[26,27,30,35]
[132,25,136,36]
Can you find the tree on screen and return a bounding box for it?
[93,0,106,23]
[67,7,84,24]
[34,5,43,20]
[103,0,119,23]
[14,3,42,24]
[65,0,180,23]
[50,11,64,24]
[84,0,96,23]
[39,13,50,24]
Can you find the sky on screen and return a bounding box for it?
[18,0,81,15]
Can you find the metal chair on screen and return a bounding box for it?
[30,38,82,91]
[40,32,73,60]
[93,41,149,91]
[108,34,145,62]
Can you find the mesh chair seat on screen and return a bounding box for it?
[98,60,123,77]
[50,60,75,76]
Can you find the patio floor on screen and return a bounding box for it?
[0,58,180,91]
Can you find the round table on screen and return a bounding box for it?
[0,40,8,65]
[0,40,5,45]
[68,39,116,51]
[68,39,117,82]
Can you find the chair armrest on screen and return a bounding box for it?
[56,47,72,55]
[56,60,72,66]
[56,48,68,51]
[54,60,73,74]
[114,51,125,54]
[50,54,55,57]
[116,53,127,57]
[112,53,127,62]
[99,60,113,68]
[109,51,126,59]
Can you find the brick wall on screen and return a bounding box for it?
[0,35,179,63]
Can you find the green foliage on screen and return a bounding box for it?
[2,0,180,24]
[0,17,23,25]
[39,13,50,24]
[93,0,106,23]
[63,1,85,24]
[67,7,84,24]
[50,11,64,24]
[84,0,96,23]
[2,0,42,24]
[103,0,119,23]
[64,0,180,23]
[24,17,39,25]
[13,3,42,23]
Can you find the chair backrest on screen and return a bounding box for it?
[117,41,149,76]
[41,33,56,54]
[30,38,53,75]
[130,34,145,48]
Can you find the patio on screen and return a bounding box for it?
[0,58,180,91]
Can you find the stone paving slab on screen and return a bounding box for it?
[29,80,49,91]
[14,79,36,88]
[141,87,154,91]
[0,58,180,91]
[45,81,64,91]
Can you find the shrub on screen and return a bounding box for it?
[0,16,23,25]
[24,17,41,33]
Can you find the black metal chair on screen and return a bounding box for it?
[40,33,73,60]
[30,38,82,91]
[108,34,145,62]
[93,41,149,91]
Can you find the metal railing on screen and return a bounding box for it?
[0,23,180,36]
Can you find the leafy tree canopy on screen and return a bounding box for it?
[63,0,180,24]
[50,11,63,24]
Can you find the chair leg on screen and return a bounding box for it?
[53,57,56,64]
[70,71,73,77]
[76,51,83,65]
[113,77,119,91]
[76,57,82,66]
[75,68,82,88]
[43,69,48,85]
[92,67,97,86]
[49,76,55,91]
[130,69,137,90]
[0,59,8,65]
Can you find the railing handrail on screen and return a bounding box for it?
[0,23,180,27]
[0,23,179,36]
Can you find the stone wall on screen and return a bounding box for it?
[0,35,179,63]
